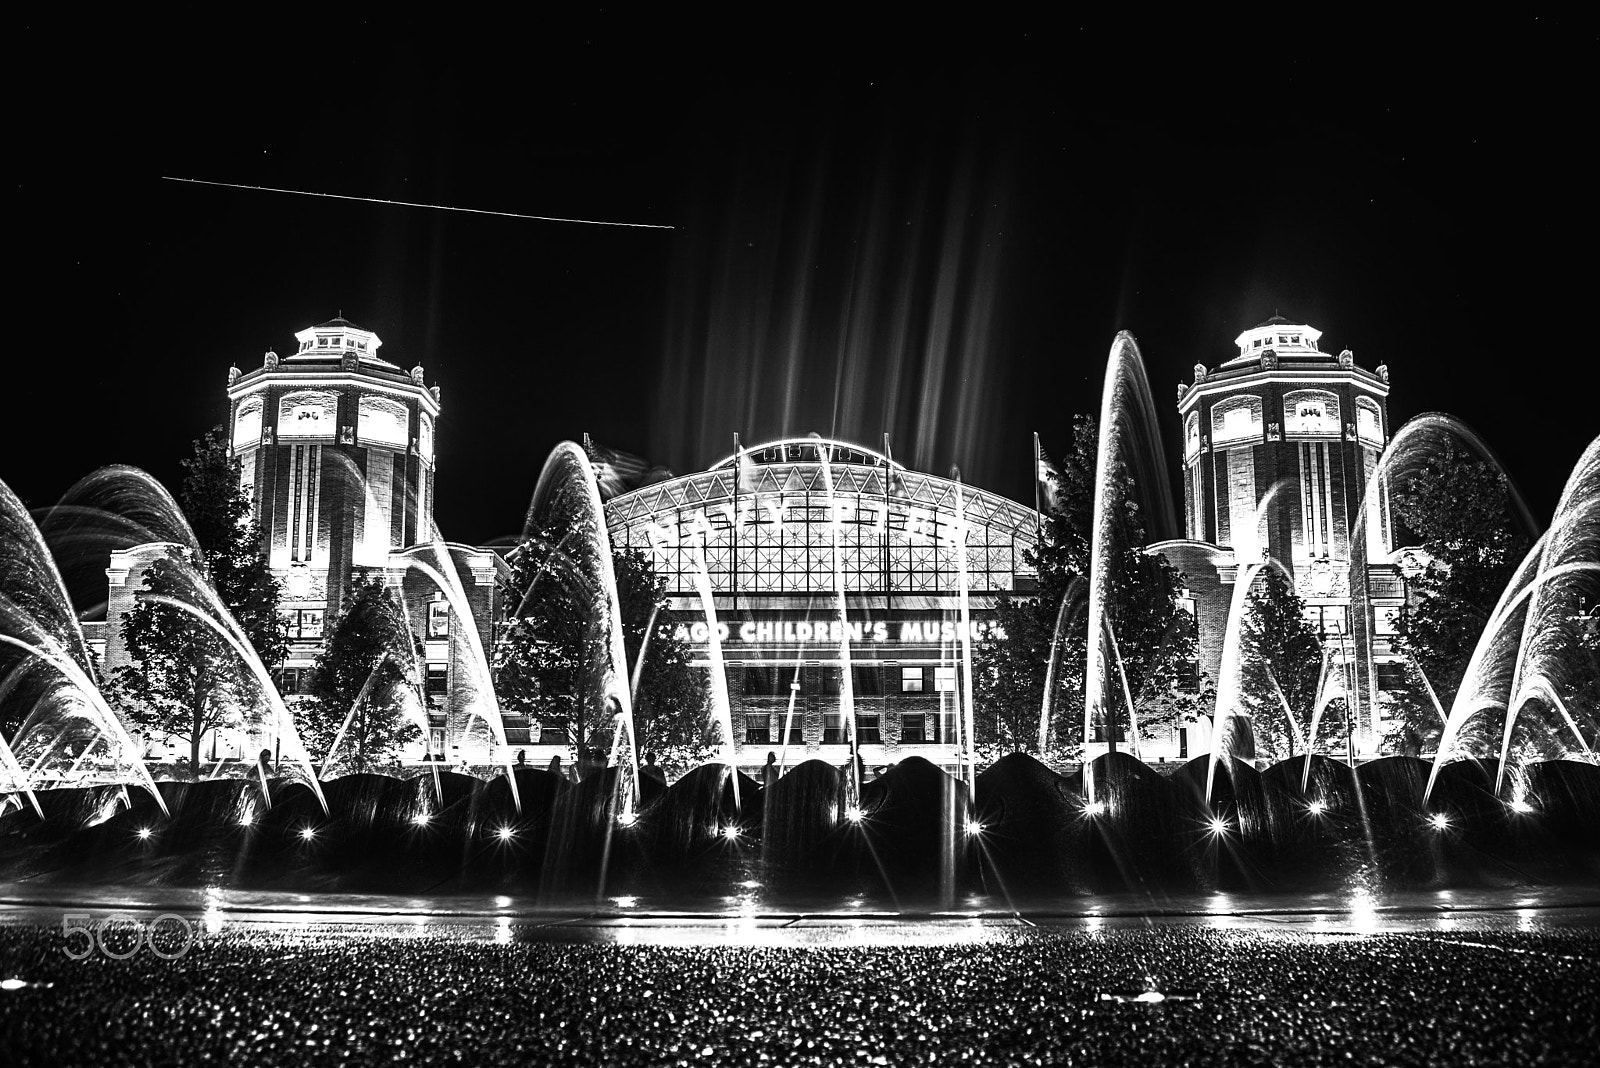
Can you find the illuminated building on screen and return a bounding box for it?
[1156,317,1412,754]
[603,437,1042,773]
[102,319,503,766]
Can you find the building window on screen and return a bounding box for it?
[822,713,845,744]
[1375,661,1407,691]
[1284,390,1340,437]
[856,712,881,744]
[851,666,882,696]
[901,712,926,743]
[901,667,924,693]
[538,718,567,745]
[358,395,409,449]
[281,609,323,640]
[1356,397,1384,444]
[1303,605,1348,636]
[428,600,450,639]
[1374,606,1402,637]
[274,667,310,695]
[933,666,957,693]
[822,668,842,695]
[743,666,787,696]
[744,713,771,745]
[426,665,448,707]
[1211,396,1263,446]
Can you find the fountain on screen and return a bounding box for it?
[2,359,1596,909]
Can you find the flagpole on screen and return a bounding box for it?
[882,433,894,624]
[1032,432,1044,539]
[732,432,741,615]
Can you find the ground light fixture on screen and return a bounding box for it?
[1208,816,1229,836]
[616,811,638,827]
[299,827,316,841]
[965,818,983,837]
[1307,799,1328,816]
[136,827,152,840]
[411,812,431,826]
[1429,812,1451,831]
[1084,800,1107,817]
[721,825,741,841]
[844,804,864,823]
[238,813,254,827]
[1508,798,1534,814]
[496,826,515,841]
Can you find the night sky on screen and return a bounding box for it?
[10,15,1592,548]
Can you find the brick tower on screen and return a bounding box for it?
[225,318,440,630]
[1164,317,1405,753]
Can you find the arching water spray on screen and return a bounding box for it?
[1264,666,1306,756]
[1203,491,1287,804]
[1495,437,1600,792]
[1037,576,1087,754]
[1083,334,1178,766]
[320,652,403,775]
[525,442,639,815]
[688,535,740,810]
[0,631,169,815]
[136,593,326,815]
[1104,621,1141,761]
[395,547,521,814]
[0,726,44,819]
[816,435,861,801]
[951,467,977,792]
[1425,560,1600,799]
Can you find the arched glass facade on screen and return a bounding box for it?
[605,438,1039,596]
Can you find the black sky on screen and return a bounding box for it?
[9,15,1593,547]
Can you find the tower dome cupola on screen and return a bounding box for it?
[291,317,386,363]
[1227,316,1323,365]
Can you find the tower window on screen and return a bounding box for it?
[428,600,450,638]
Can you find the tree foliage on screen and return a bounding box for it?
[972,415,1203,757]
[1236,564,1324,759]
[111,429,285,775]
[179,427,287,669]
[1388,440,1531,752]
[300,571,422,773]
[495,496,708,766]
[113,554,261,774]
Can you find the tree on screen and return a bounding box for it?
[300,571,421,773]
[495,500,708,767]
[178,427,287,669]
[614,547,715,773]
[111,430,286,775]
[973,415,1201,757]
[1236,564,1325,759]
[114,554,264,773]
[1388,440,1532,752]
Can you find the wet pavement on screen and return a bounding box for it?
[2,893,1597,1065]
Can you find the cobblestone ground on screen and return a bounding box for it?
[2,917,1597,1066]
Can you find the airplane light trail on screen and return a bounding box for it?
[161,177,674,229]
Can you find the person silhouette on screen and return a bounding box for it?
[762,751,779,788]
[640,751,667,786]
[516,748,527,767]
